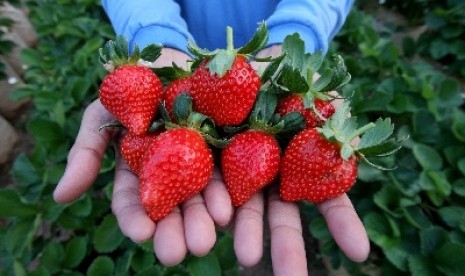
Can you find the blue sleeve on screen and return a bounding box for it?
[101,0,193,54]
[266,0,354,54]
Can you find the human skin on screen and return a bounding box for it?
[53,46,369,276]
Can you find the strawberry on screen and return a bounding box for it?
[221,91,304,206]
[120,132,158,175]
[280,102,405,203]
[222,130,280,206]
[138,93,226,222]
[139,127,213,222]
[190,57,260,126]
[163,77,192,118]
[280,128,357,203]
[277,95,335,128]
[187,23,270,126]
[98,37,163,135]
[99,65,163,135]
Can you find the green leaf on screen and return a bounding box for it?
[66,194,92,217]
[93,214,125,253]
[402,206,432,229]
[452,110,465,142]
[5,216,41,257]
[358,118,394,149]
[309,217,331,240]
[87,256,115,276]
[62,236,87,269]
[412,144,443,170]
[278,64,309,93]
[140,44,162,62]
[408,256,440,276]
[130,250,155,273]
[27,119,64,145]
[41,241,65,274]
[187,252,221,276]
[237,21,269,55]
[214,233,237,273]
[420,226,449,255]
[433,242,465,276]
[363,212,397,248]
[0,189,38,218]
[457,158,465,176]
[438,206,465,228]
[453,178,465,197]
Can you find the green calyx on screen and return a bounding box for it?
[317,101,408,170]
[98,35,162,70]
[187,21,270,77]
[248,90,305,136]
[163,93,230,148]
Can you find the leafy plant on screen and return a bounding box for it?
[308,6,465,275]
[2,0,464,275]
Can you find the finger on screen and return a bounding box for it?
[111,155,155,243]
[54,100,116,203]
[182,194,216,256]
[268,188,308,276]
[203,167,233,227]
[317,194,370,262]
[153,208,187,266]
[233,192,264,267]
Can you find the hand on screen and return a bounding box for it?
[53,48,234,266]
[227,46,370,275]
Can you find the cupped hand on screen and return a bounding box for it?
[53,48,234,266]
[226,45,371,275]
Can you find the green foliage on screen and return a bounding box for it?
[307,4,465,275]
[2,0,464,275]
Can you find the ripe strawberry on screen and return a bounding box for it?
[280,102,405,204]
[98,37,163,135]
[222,130,280,206]
[190,57,260,126]
[139,128,213,222]
[188,23,269,126]
[163,77,192,117]
[280,128,357,203]
[277,95,335,128]
[120,132,158,175]
[99,65,163,135]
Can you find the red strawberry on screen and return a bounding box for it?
[190,57,260,126]
[139,127,213,222]
[277,95,335,128]
[163,77,192,117]
[99,65,163,135]
[120,132,158,175]
[280,102,405,203]
[221,130,281,206]
[187,24,269,127]
[280,128,357,203]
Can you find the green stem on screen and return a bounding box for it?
[348,122,375,143]
[226,26,234,51]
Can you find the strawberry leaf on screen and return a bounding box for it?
[260,53,286,84]
[238,21,269,55]
[278,64,309,93]
[357,136,408,157]
[187,40,218,58]
[140,44,162,62]
[316,55,351,92]
[358,118,395,149]
[250,90,278,124]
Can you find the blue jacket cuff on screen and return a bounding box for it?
[130,25,191,56]
[267,23,320,54]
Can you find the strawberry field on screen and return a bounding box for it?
[1,0,465,275]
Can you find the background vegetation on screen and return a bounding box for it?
[1,0,464,275]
